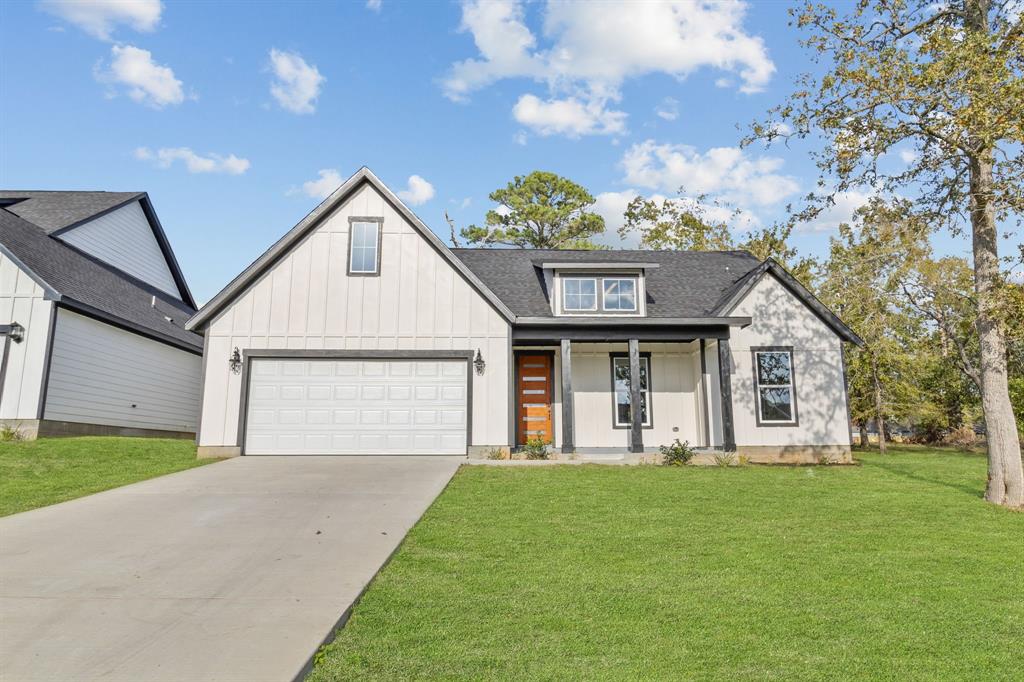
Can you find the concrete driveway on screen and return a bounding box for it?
[0,455,461,682]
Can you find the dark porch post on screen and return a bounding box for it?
[560,339,574,453]
[628,338,643,453]
[717,338,736,451]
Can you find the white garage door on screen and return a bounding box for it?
[244,358,468,455]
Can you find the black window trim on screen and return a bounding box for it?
[751,345,799,427]
[346,216,384,277]
[609,351,654,429]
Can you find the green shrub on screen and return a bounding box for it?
[523,437,550,460]
[713,452,736,467]
[659,439,694,466]
[485,447,507,460]
[0,425,24,442]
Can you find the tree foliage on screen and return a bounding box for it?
[750,0,1024,507]
[461,171,606,249]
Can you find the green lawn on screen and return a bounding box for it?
[312,446,1023,681]
[0,437,211,516]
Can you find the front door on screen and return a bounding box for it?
[516,353,553,446]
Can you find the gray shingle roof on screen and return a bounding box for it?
[451,248,762,318]
[0,191,142,234]
[0,208,201,351]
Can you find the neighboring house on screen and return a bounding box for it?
[0,191,202,439]
[187,168,863,462]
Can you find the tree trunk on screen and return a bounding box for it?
[859,422,869,449]
[870,353,887,454]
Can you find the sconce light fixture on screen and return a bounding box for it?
[229,347,242,374]
[473,349,485,375]
[7,322,24,344]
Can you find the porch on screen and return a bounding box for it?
[509,330,741,456]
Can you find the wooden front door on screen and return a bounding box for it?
[517,353,553,446]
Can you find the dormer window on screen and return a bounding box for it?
[562,277,598,311]
[603,278,637,311]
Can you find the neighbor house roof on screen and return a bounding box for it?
[0,206,202,352]
[452,249,762,318]
[0,191,143,234]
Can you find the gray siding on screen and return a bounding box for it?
[59,201,180,298]
[44,309,201,432]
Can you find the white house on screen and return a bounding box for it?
[187,168,862,462]
[0,191,202,439]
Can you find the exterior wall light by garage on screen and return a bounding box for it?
[229,347,242,374]
[7,322,24,343]
[473,349,485,375]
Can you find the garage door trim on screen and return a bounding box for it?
[237,349,474,455]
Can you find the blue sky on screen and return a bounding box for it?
[0,0,1001,302]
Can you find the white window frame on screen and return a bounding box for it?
[562,277,598,312]
[602,278,638,312]
[753,348,798,425]
[348,219,381,275]
[611,355,652,428]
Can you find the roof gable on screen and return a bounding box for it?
[186,167,514,331]
[0,190,195,307]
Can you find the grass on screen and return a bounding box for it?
[0,436,211,516]
[311,446,1023,681]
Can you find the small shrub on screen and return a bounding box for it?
[484,447,507,460]
[737,454,751,467]
[0,424,24,442]
[659,439,694,466]
[818,451,839,465]
[523,437,550,460]
[942,425,977,449]
[713,452,736,467]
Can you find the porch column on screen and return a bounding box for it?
[699,339,711,448]
[717,338,737,451]
[628,338,643,453]
[560,339,574,453]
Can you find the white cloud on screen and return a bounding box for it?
[134,146,250,174]
[398,175,436,206]
[513,130,529,145]
[40,0,161,40]
[269,49,325,114]
[443,0,774,137]
[898,148,919,164]
[592,188,759,247]
[512,94,626,137]
[293,168,343,199]
[655,97,679,121]
[95,45,186,108]
[801,190,874,232]
[621,139,799,207]
[451,197,472,210]
[366,0,382,10]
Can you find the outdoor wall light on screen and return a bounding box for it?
[229,347,242,374]
[8,322,24,343]
[473,349,485,375]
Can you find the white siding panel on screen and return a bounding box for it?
[59,200,180,298]
[199,183,511,448]
[728,275,851,447]
[0,254,53,419]
[44,310,201,432]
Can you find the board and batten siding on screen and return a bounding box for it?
[0,253,53,419]
[44,309,201,432]
[59,200,180,299]
[727,274,852,448]
[199,182,511,450]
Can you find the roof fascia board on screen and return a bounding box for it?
[186,167,514,330]
[539,262,661,270]
[715,259,864,346]
[137,194,198,308]
[57,299,202,355]
[0,243,61,301]
[515,316,751,327]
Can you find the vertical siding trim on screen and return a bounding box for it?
[36,303,58,419]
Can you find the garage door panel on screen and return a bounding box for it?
[245,358,468,455]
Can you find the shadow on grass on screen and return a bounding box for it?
[863,448,985,500]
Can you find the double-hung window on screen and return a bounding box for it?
[753,348,797,424]
[611,354,651,427]
[603,278,637,311]
[562,277,598,311]
[348,220,381,275]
